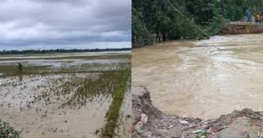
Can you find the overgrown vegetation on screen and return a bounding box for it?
[0,119,21,138]
[133,0,263,47]
[102,69,130,138]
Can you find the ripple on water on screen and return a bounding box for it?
[133,34,263,120]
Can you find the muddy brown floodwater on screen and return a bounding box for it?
[132,34,263,120]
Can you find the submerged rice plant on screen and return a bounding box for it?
[0,53,131,138]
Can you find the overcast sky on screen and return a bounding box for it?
[0,0,131,50]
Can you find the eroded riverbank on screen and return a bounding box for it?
[132,86,263,138]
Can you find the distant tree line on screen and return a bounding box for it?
[0,48,131,55]
[133,0,263,47]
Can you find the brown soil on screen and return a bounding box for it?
[132,86,263,138]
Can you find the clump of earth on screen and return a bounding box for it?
[132,86,263,138]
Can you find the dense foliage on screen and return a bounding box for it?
[132,0,263,47]
[0,119,21,138]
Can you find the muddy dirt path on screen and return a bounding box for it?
[132,34,263,120]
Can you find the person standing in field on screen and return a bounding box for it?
[255,13,261,24]
[18,63,23,73]
[246,8,252,23]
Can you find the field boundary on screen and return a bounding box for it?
[102,69,130,138]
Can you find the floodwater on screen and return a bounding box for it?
[132,34,263,120]
[0,74,110,138]
[0,51,130,68]
[0,59,129,68]
[0,51,130,75]
[0,52,130,138]
[0,51,130,60]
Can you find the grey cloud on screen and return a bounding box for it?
[0,0,131,50]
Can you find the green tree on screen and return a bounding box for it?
[132,0,263,47]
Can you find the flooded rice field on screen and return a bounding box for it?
[0,51,130,76]
[132,34,263,120]
[0,51,130,138]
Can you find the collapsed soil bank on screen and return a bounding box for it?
[132,86,263,138]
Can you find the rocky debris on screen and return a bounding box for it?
[132,86,263,138]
